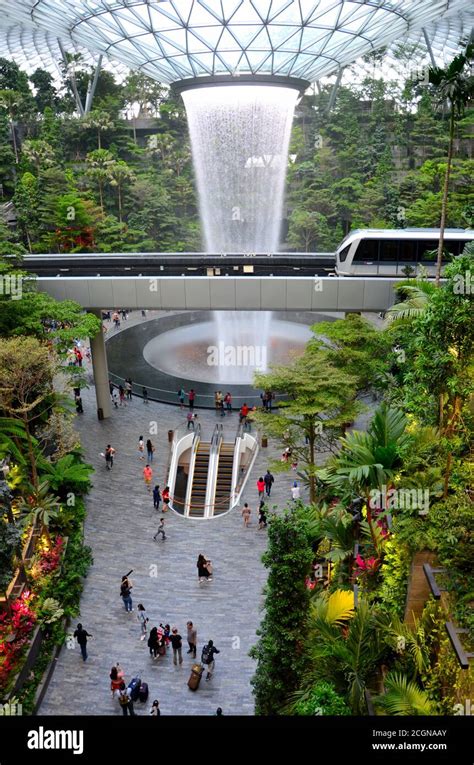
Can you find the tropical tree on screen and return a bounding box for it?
[81,109,114,149]
[428,43,474,284]
[21,139,56,176]
[385,280,436,323]
[374,672,434,715]
[109,160,135,222]
[0,90,22,163]
[85,148,116,212]
[19,480,60,545]
[38,453,93,499]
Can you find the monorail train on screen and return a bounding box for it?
[335,228,474,276]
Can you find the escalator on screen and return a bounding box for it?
[213,443,234,515]
[188,441,210,517]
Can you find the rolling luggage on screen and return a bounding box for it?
[127,676,141,702]
[187,663,203,691]
[139,682,149,703]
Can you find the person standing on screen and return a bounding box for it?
[177,387,185,409]
[146,439,155,462]
[73,623,92,662]
[257,477,265,500]
[224,392,232,412]
[161,486,170,511]
[118,683,135,716]
[153,517,166,541]
[197,554,211,582]
[264,470,274,497]
[120,574,133,612]
[111,387,119,408]
[291,481,301,501]
[143,464,153,492]
[153,485,161,510]
[105,444,116,470]
[119,385,126,406]
[186,621,197,658]
[137,603,148,640]
[239,402,249,423]
[241,503,251,527]
[202,640,220,681]
[148,627,159,659]
[142,387,148,403]
[170,628,183,666]
[187,411,197,430]
[188,389,195,410]
[125,378,132,400]
[110,664,125,697]
[138,435,145,460]
[150,699,161,716]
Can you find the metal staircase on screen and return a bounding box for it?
[188,441,211,517]
[213,443,234,515]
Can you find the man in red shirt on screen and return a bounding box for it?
[239,403,249,423]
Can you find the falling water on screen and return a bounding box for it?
[182,84,298,383]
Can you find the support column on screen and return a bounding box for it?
[90,310,111,420]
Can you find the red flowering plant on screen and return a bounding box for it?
[38,536,64,576]
[353,553,381,579]
[0,590,37,689]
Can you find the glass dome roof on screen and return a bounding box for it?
[0,1,472,84]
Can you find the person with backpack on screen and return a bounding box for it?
[105,445,115,470]
[264,470,274,497]
[118,682,135,716]
[153,485,161,510]
[73,623,92,662]
[120,573,133,612]
[137,603,148,640]
[170,628,183,666]
[201,640,220,681]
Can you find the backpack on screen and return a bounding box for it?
[120,582,130,597]
[201,645,212,664]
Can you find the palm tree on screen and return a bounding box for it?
[81,110,114,150]
[22,139,55,177]
[19,480,61,546]
[374,672,434,715]
[385,281,436,323]
[109,161,135,222]
[0,417,29,466]
[0,90,22,163]
[38,453,93,499]
[325,404,411,551]
[428,43,474,285]
[85,149,116,213]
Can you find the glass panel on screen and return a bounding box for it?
[418,240,437,262]
[379,240,399,262]
[338,244,350,263]
[354,239,378,262]
[398,240,416,262]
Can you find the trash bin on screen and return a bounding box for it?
[261,436,268,448]
[168,429,174,443]
[97,408,104,421]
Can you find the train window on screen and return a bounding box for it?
[353,240,379,261]
[398,240,416,262]
[338,244,350,263]
[418,241,437,261]
[379,240,399,261]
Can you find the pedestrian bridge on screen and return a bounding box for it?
[34,275,398,312]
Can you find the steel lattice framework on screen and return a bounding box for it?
[0,1,472,84]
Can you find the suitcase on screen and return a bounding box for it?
[139,682,149,703]
[158,643,166,656]
[127,676,141,702]
[187,663,203,691]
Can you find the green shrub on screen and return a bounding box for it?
[293,681,351,716]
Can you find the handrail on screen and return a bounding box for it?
[205,424,224,517]
[183,423,201,516]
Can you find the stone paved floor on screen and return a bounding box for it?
[39,365,308,717]
[40,310,377,717]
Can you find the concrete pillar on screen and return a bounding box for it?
[90,310,111,420]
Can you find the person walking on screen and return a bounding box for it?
[264,470,274,497]
[138,435,145,460]
[201,640,220,681]
[177,387,185,409]
[120,574,133,612]
[257,477,265,500]
[241,502,251,527]
[111,387,119,408]
[110,664,125,697]
[170,628,183,666]
[118,682,135,716]
[153,517,166,541]
[148,627,159,659]
[153,485,161,511]
[143,464,153,492]
[125,378,132,400]
[146,439,155,462]
[239,402,249,424]
[161,486,170,511]
[186,621,197,658]
[104,444,115,470]
[187,389,195,410]
[142,387,148,403]
[150,699,161,716]
[291,481,301,501]
[137,603,148,640]
[258,501,268,530]
[119,385,126,406]
[224,392,232,413]
[73,623,92,662]
[197,554,212,582]
[187,411,197,430]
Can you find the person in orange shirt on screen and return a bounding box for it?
[143,464,153,492]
